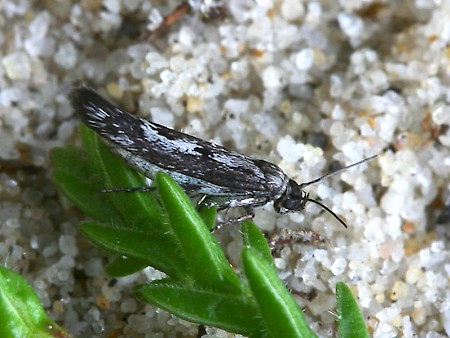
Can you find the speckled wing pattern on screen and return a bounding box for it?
[70,87,288,198]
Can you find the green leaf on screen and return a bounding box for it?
[336,282,369,338]
[242,247,318,338]
[155,172,243,291]
[199,205,218,230]
[134,280,264,337]
[80,124,163,232]
[105,256,152,277]
[0,266,69,338]
[51,147,126,224]
[79,221,186,278]
[241,221,274,268]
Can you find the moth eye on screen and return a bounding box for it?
[283,197,303,211]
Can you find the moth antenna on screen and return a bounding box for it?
[300,155,377,228]
[306,198,348,228]
[299,154,377,188]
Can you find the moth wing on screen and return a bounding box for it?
[71,87,287,197]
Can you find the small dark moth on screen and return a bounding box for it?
[71,87,376,230]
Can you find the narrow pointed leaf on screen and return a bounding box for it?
[241,221,274,268]
[0,266,69,338]
[105,256,152,277]
[155,172,242,291]
[79,222,186,278]
[242,247,317,338]
[336,282,369,338]
[134,280,264,337]
[199,205,218,230]
[80,124,163,231]
[51,147,125,224]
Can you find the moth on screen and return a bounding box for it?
[71,87,376,229]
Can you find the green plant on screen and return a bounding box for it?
[46,124,369,337]
[0,266,69,338]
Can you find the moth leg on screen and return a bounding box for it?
[217,203,233,212]
[211,207,255,232]
[196,194,212,211]
[100,186,156,193]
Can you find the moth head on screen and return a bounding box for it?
[273,155,378,228]
[274,179,347,228]
[274,179,308,213]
